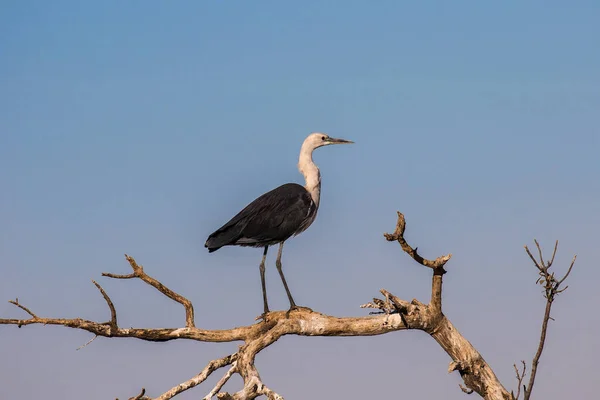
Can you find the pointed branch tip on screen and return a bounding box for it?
[385,211,451,270]
[8,299,38,319]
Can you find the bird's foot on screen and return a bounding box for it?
[285,305,313,318]
[255,311,271,322]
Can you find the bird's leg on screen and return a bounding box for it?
[276,242,299,310]
[259,246,270,317]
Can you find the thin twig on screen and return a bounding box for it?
[76,335,98,350]
[558,255,577,285]
[8,298,38,319]
[92,280,118,330]
[524,245,542,270]
[512,361,526,400]
[203,362,238,400]
[549,241,559,266]
[102,254,196,328]
[534,240,545,267]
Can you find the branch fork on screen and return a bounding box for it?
[0,212,577,400]
[516,240,576,400]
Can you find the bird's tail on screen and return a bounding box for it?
[204,225,244,252]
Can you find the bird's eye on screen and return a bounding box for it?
[321,136,326,141]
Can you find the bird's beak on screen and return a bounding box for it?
[327,137,354,145]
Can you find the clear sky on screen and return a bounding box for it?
[1,1,599,399]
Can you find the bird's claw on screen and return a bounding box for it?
[255,311,271,322]
[285,305,312,318]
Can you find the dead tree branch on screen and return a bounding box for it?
[374,212,511,400]
[0,253,407,399]
[511,361,526,400]
[152,354,238,400]
[203,362,238,400]
[383,211,452,270]
[519,240,576,400]
[92,280,117,331]
[102,254,196,328]
[0,213,576,400]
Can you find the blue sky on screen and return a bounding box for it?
[1,1,599,399]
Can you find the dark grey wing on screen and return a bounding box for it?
[238,183,314,244]
[205,183,314,250]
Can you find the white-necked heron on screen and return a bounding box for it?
[205,132,353,316]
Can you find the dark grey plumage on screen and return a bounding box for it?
[205,183,316,252]
[204,132,353,316]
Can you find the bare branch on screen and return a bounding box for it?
[512,361,526,400]
[522,241,577,400]
[2,212,576,400]
[92,280,117,331]
[153,354,237,400]
[102,255,195,328]
[549,240,559,266]
[76,335,98,350]
[369,290,509,399]
[430,268,444,314]
[224,364,283,400]
[379,213,511,399]
[258,385,284,400]
[534,239,545,267]
[557,255,577,285]
[525,299,551,400]
[380,289,410,312]
[8,298,38,319]
[383,211,452,270]
[523,245,542,270]
[383,211,451,315]
[203,362,237,400]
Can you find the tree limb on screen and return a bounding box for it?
[102,254,196,328]
[383,211,452,270]
[512,361,526,400]
[0,212,576,400]
[152,354,237,400]
[92,280,117,331]
[375,212,511,399]
[521,241,576,400]
[203,362,237,400]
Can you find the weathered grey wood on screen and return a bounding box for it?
[0,212,575,400]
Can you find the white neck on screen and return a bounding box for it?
[298,142,321,208]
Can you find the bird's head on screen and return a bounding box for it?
[303,132,354,151]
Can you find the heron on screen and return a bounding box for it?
[204,132,353,316]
